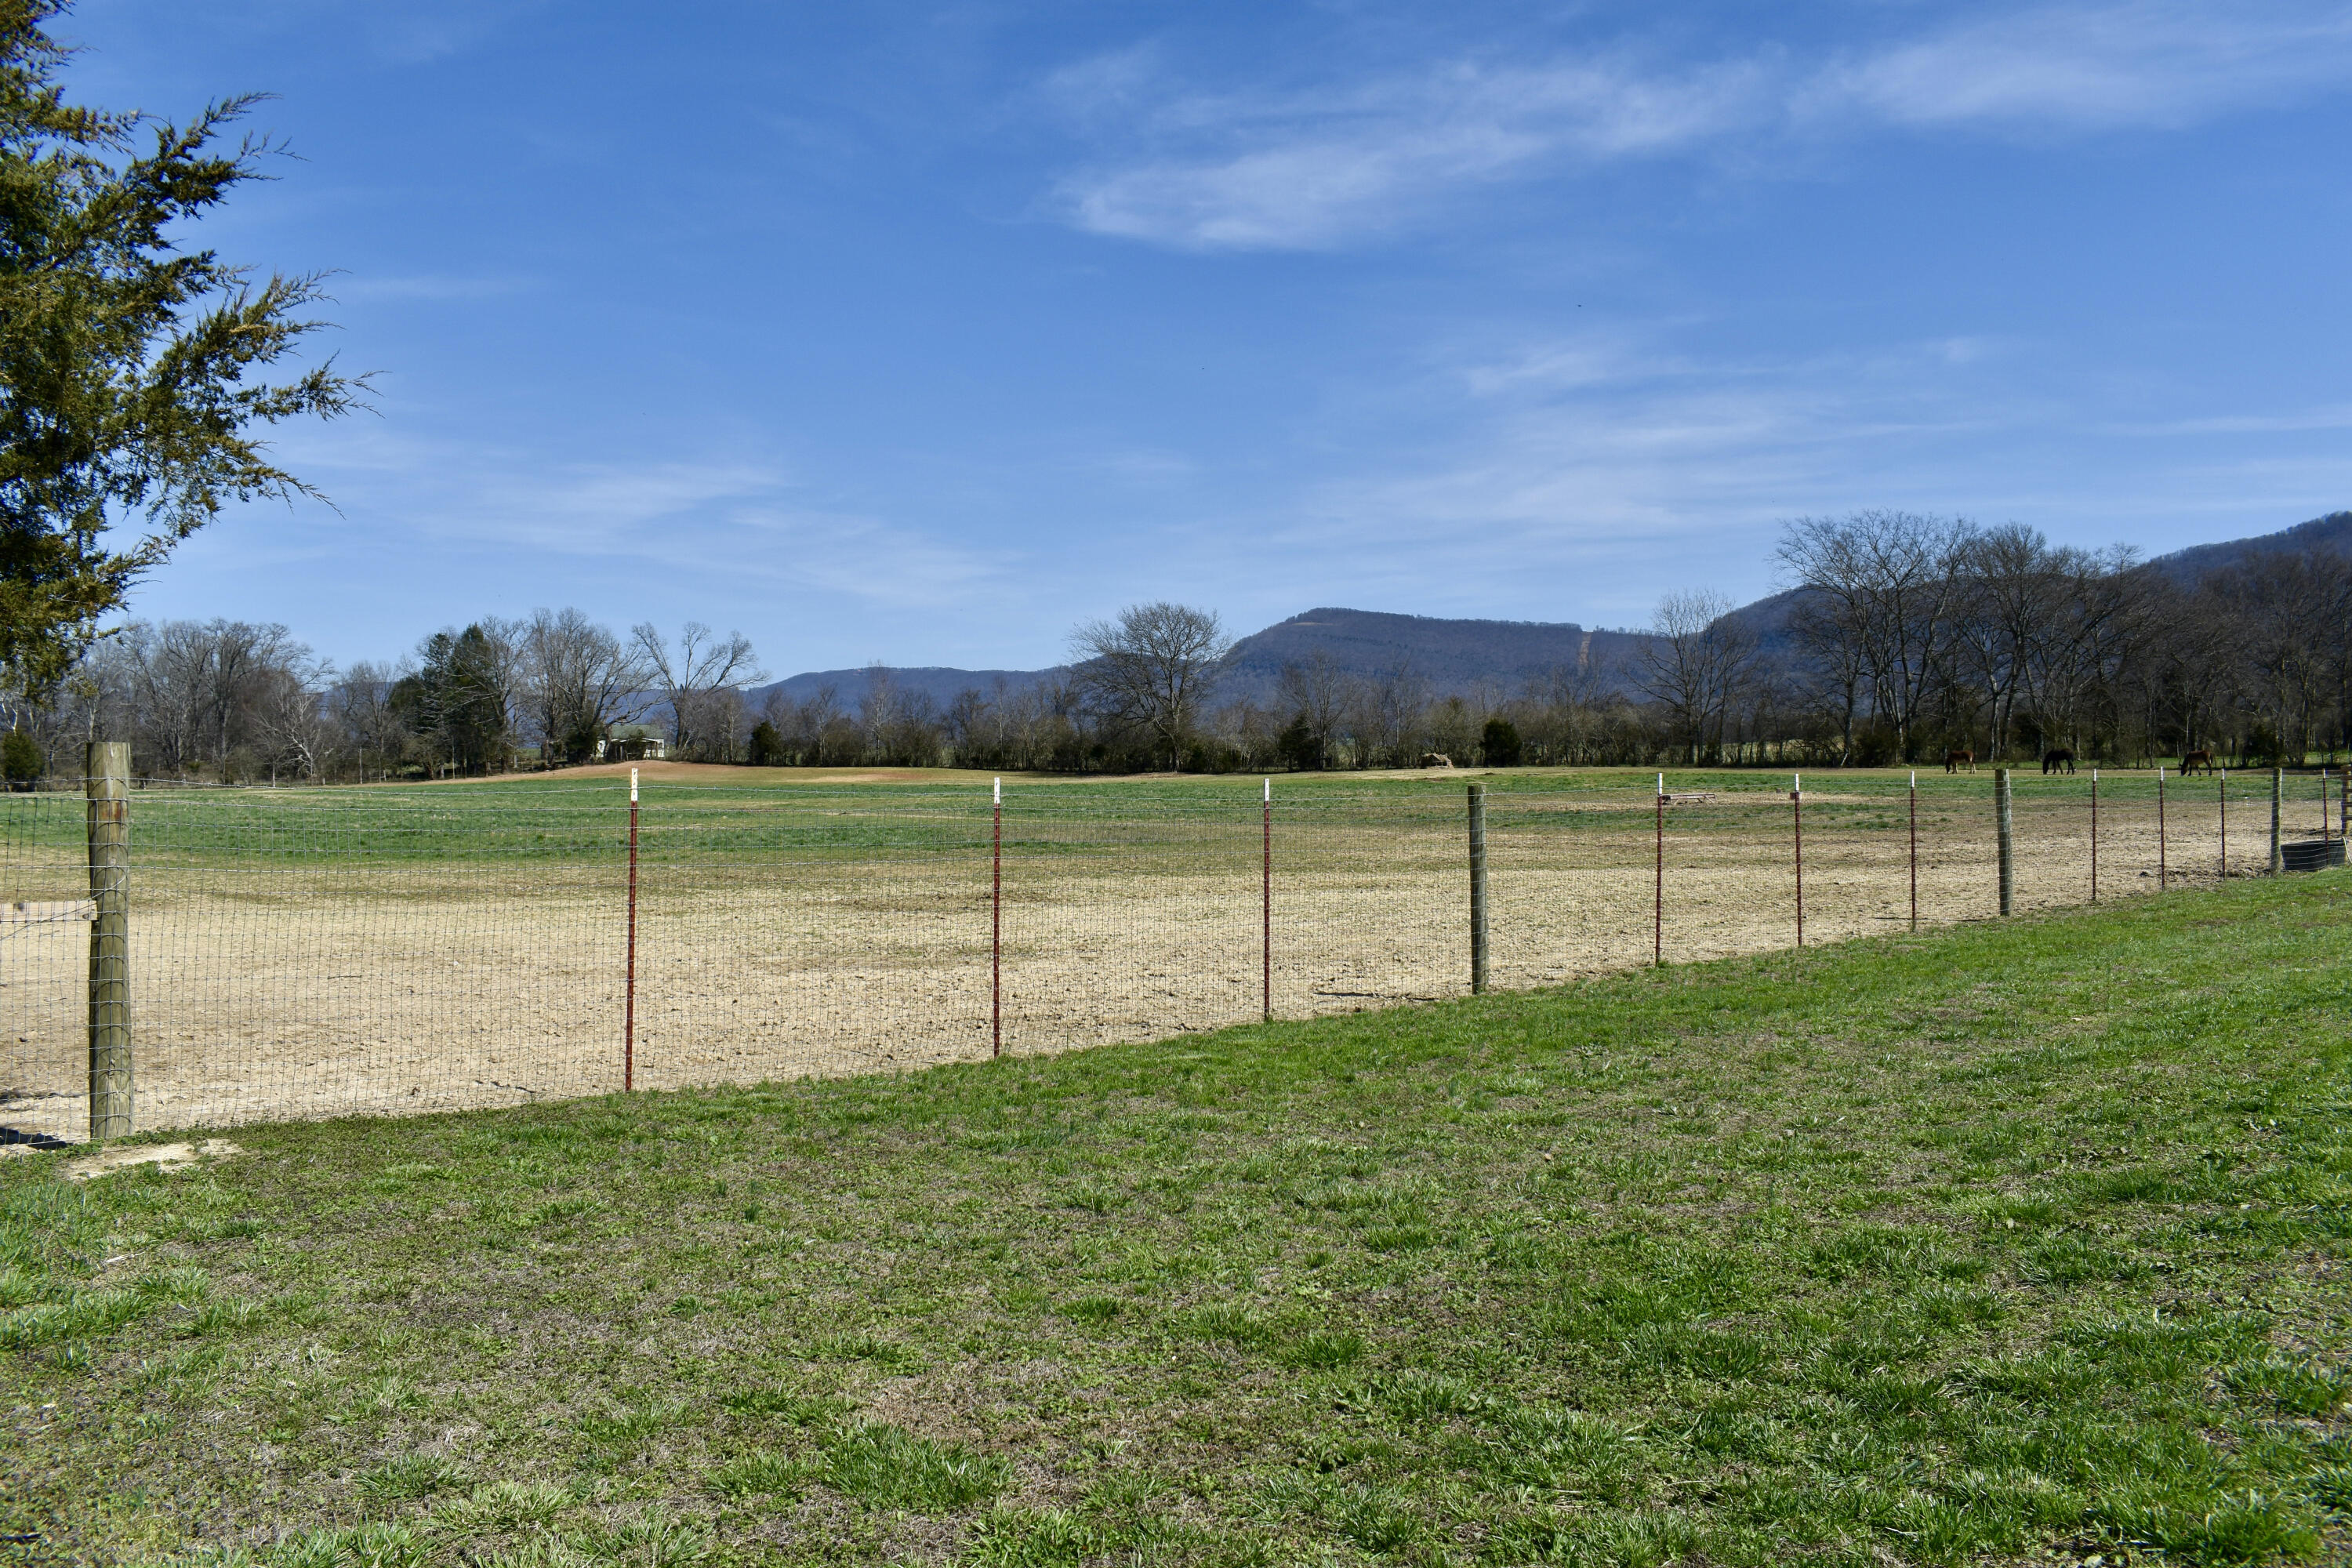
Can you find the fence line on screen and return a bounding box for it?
[1,762,2340,1145]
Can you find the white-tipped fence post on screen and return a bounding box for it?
[2220,768,2229,880]
[1996,767,2014,916]
[2158,765,2167,887]
[1261,777,1272,1022]
[1653,772,1665,966]
[2270,766,2284,875]
[2090,768,2100,903]
[624,768,638,1092]
[1790,772,1803,947]
[1908,770,1918,931]
[1468,782,1489,995]
[86,741,132,1142]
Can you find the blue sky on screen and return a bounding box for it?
[68,0,2352,675]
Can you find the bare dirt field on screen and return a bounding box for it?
[0,775,2315,1144]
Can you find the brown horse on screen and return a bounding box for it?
[2180,749,2216,775]
[1944,749,1974,773]
[2042,748,2075,775]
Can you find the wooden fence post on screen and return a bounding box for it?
[1995,767,2014,916]
[1468,783,1488,995]
[85,741,132,1142]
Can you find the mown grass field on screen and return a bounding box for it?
[6,761,2321,865]
[2,870,2349,1566]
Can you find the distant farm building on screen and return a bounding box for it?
[599,728,669,762]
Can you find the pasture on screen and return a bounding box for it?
[1,765,2328,1142]
[0,865,2347,1564]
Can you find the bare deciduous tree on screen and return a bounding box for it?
[1276,651,1353,769]
[1636,590,1757,764]
[1069,602,1231,769]
[1350,662,1428,768]
[522,608,647,764]
[631,622,764,761]
[97,619,316,776]
[1777,510,1972,761]
[327,662,408,778]
[250,650,337,779]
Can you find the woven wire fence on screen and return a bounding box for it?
[1,767,2341,1143]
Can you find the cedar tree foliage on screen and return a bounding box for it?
[0,0,363,690]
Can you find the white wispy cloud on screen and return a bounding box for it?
[442,466,1004,607]
[1821,1,2352,130]
[717,507,1004,608]
[2098,404,2352,435]
[269,425,1007,608]
[1058,56,1773,249]
[1051,2,2352,250]
[359,0,550,67]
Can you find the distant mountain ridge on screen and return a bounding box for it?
[745,609,1652,715]
[2143,510,2352,583]
[746,509,2349,713]
[756,665,1058,712]
[1217,608,1650,704]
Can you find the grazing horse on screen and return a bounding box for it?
[2180,748,2216,775]
[2042,748,2076,775]
[1944,749,1975,773]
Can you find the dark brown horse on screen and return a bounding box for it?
[1944,749,1974,773]
[2180,749,2216,775]
[2042,748,2075,775]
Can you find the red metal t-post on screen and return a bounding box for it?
[624,768,639,1093]
[1653,773,1664,967]
[1791,773,1803,947]
[1907,770,1918,931]
[2089,768,2099,903]
[993,777,1003,1059]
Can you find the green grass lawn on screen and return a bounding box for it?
[3,875,2349,1566]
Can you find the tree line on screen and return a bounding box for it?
[0,613,762,783]
[1751,510,2350,769]
[3,514,2347,785]
[934,516,2347,775]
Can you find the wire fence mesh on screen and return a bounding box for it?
[1,766,2342,1144]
